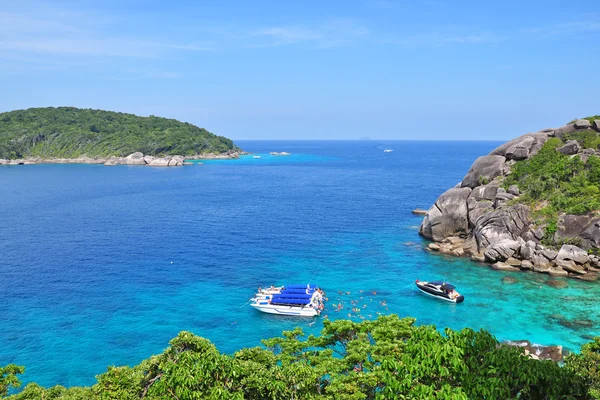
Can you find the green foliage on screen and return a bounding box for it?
[565,130,600,150]
[505,138,600,246]
[0,365,24,397]
[0,107,237,159]
[566,337,600,399]
[2,315,590,399]
[583,115,600,123]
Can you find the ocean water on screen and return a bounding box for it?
[1,140,598,389]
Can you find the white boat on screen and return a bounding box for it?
[383,149,393,153]
[415,280,464,303]
[253,155,261,159]
[250,284,325,317]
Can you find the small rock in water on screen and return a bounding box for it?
[546,280,568,289]
[502,276,519,284]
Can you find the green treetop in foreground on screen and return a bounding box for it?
[0,107,237,159]
[3,315,600,399]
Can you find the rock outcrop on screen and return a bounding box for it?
[421,119,600,280]
[419,187,471,242]
[0,150,244,167]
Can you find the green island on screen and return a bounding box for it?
[0,107,237,160]
[2,315,600,399]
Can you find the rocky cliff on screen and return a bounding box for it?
[420,118,600,281]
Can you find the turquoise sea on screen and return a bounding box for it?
[1,140,598,389]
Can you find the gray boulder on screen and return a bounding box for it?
[124,152,146,165]
[461,155,506,188]
[532,253,552,273]
[580,219,600,249]
[520,244,535,260]
[557,140,580,155]
[467,200,493,229]
[148,157,171,167]
[168,155,184,166]
[492,262,520,272]
[555,214,594,244]
[473,205,530,249]
[541,250,558,260]
[554,124,577,139]
[556,244,589,265]
[507,185,520,196]
[484,239,521,261]
[505,136,535,160]
[419,187,472,242]
[143,155,155,164]
[521,260,534,270]
[469,184,499,201]
[574,119,591,129]
[593,120,600,132]
[489,133,548,160]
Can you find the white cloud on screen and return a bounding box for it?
[250,20,370,48]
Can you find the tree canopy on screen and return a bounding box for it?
[0,107,237,159]
[3,315,598,399]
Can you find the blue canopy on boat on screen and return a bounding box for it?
[281,289,315,295]
[272,294,313,301]
[284,284,317,289]
[271,298,311,305]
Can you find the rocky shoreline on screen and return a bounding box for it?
[419,118,600,281]
[0,150,244,167]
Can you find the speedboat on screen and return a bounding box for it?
[415,280,464,303]
[253,155,261,159]
[383,149,393,153]
[250,284,325,317]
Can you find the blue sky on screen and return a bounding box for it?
[1,0,599,140]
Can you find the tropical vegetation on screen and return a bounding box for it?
[504,117,600,246]
[0,107,237,159]
[2,315,600,399]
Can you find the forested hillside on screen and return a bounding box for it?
[0,107,237,159]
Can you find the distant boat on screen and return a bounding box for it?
[253,155,261,159]
[250,284,325,317]
[415,280,464,303]
[383,149,393,153]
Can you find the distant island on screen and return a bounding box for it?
[420,115,600,280]
[0,107,241,166]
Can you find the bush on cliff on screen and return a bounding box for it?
[0,107,237,159]
[505,137,600,241]
[2,315,592,399]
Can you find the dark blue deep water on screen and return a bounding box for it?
[1,140,599,388]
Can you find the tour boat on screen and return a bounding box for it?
[415,280,464,303]
[250,284,325,317]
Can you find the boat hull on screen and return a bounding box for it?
[250,303,319,317]
[416,282,464,303]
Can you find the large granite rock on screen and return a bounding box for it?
[593,120,600,132]
[554,124,577,139]
[461,155,506,188]
[557,140,580,155]
[580,219,600,248]
[473,205,529,249]
[168,155,184,166]
[420,187,471,241]
[124,152,146,165]
[490,132,548,160]
[469,184,499,201]
[556,244,589,265]
[574,119,591,129]
[148,157,171,167]
[485,239,520,261]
